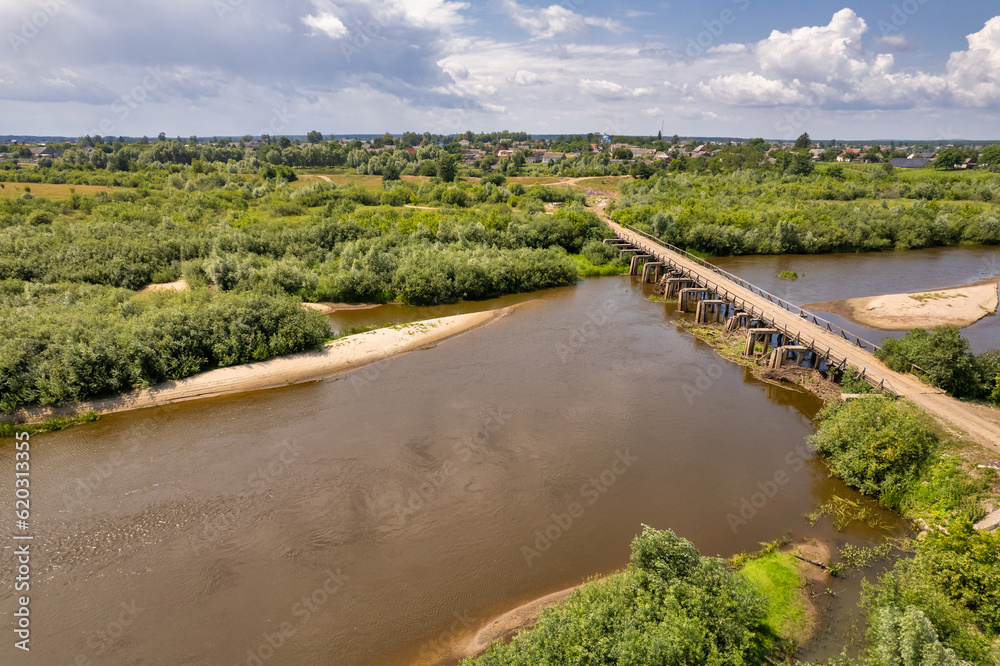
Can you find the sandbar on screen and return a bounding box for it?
[804,279,999,331]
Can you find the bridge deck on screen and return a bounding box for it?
[606,219,1000,454]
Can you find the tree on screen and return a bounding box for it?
[278,136,292,149]
[629,161,655,179]
[612,146,633,160]
[794,132,811,150]
[979,145,1000,167]
[157,132,167,142]
[438,154,458,182]
[877,327,982,398]
[671,134,679,145]
[306,131,323,144]
[933,148,964,170]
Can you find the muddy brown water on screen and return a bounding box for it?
[712,245,1000,354]
[6,256,975,666]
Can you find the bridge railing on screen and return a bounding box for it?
[624,225,887,352]
[617,226,904,394]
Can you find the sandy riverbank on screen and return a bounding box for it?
[136,279,190,294]
[10,307,516,424]
[302,301,385,315]
[805,278,999,331]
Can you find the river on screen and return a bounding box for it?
[4,245,995,665]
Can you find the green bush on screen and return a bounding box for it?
[463,527,774,665]
[877,327,994,399]
[809,398,936,507]
[863,523,1000,664]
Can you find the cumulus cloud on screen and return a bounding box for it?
[302,12,348,39]
[579,79,653,99]
[947,16,1000,106]
[512,70,543,86]
[874,33,916,52]
[699,8,948,110]
[499,0,624,39]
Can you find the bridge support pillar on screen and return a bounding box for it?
[641,262,664,283]
[664,278,697,299]
[695,300,728,324]
[743,328,780,357]
[767,345,811,370]
[677,288,715,313]
[629,254,653,276]
[724,312,753,333]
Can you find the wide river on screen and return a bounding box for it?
[1,247,995,665]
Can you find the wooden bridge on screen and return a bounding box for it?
[603,219,1000,453]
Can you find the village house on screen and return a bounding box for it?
[890,157,931,169]
[836,148,861,162]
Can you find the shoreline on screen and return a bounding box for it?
[804,278,999,331]
[7,306,517,425]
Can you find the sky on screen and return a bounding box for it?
[1,0,999,139]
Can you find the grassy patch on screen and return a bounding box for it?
[779,270,799,281]
[572,254,628,277]
[0,411,100,438]
[575,176,628,194]
[0,182,121,199]
[739,552,810,643]
[909,292,967,302]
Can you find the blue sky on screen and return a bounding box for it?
[1,0,999,139]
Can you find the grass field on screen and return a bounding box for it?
[740,552,810,644]
[574,176,629,194]
[0,182,121,200]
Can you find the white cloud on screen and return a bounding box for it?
[947,16,1000,106]
[874,33,916,52]
[385,0,469,30]
[302,11,348,39]
[708,43,747,54]
[499,0,624,39]
[441,61,470,80]
[698,8,948,110]
[578,79,653,99]
[513,70,543,86]
[698,72,808,106]
[643,107,663,116]
[756,8,869,83]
